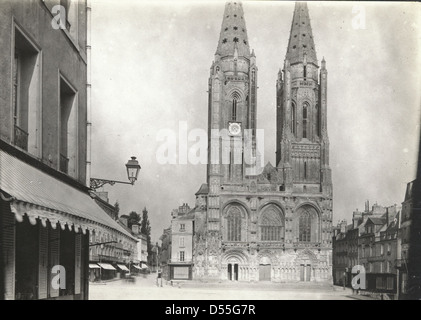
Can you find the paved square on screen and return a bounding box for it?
[89,274,355,300]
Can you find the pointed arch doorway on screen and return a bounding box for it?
[259,256,271,281]
[297,250,317,282]
[300,260,311,282]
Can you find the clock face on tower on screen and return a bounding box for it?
[228,122,242,136]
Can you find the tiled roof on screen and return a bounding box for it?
[367,217,386,225]
[195,183,209,195]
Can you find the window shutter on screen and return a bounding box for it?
[2,208,15,300]
[38,225,49,299]
[49,227,60,298]
[74,233,81,295]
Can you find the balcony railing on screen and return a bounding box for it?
[60,153,69,173]
[13,125,28,151]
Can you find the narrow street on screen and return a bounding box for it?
[89,274,355,300]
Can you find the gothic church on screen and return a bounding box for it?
[193,2,333,282]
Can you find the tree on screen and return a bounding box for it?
[114,201,120,220]
[141,207,152,262]
[127,211,141,230]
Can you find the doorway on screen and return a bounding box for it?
[227,263,239,281]
[300,264,311,282]
[259,264,271,281]
[15,218,39,300]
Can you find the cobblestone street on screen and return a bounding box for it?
[89,274,356,300]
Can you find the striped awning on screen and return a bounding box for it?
[0,150,136,241]
[117,264,130,272]
[97,263,116,271]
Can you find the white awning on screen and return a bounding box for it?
[141,263,149,269]
[117,264,130,272]
[0,150,136,240]
[132,265,142,270]
[89,263,101,269]
[97,263,116,270]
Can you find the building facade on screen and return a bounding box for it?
[0,0,135,299]
[332,203,400,299]
[88,195,138,281]
[160,204,196,281]
[398,180,414,299]
[193,2,333,282]
[169,205,194,280]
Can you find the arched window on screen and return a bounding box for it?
[291,102,296,135]
[299,211,311,242]
[303,65,307,79]
[304,161,307,180]
[227,207,242,241]
[230,91,240,121]
[232,99,237,120]
[315,104,320,136]
[245,95,249,127]
[259,208,284,241]
[302,103,308,138]
[298,206,318,242]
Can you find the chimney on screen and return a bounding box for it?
[178,203,190,216]
[387,206,396,226]
[340,220,347,233]
[353,216,360,229]
[132,224,139,235]
[119,216,128,227]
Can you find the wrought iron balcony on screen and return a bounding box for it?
[13,125,28,151]
[60,153,69,174]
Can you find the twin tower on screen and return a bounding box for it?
[194,2,333,283]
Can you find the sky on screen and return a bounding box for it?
[89,0,421,243]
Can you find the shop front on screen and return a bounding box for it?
[0,150,135,300]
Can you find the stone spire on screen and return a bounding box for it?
[216,2,250,58]
[285,2,318,66]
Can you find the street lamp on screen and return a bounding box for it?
[90,156,141,190]
[126,156,141,184]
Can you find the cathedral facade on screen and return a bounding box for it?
[193,2,333,282]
